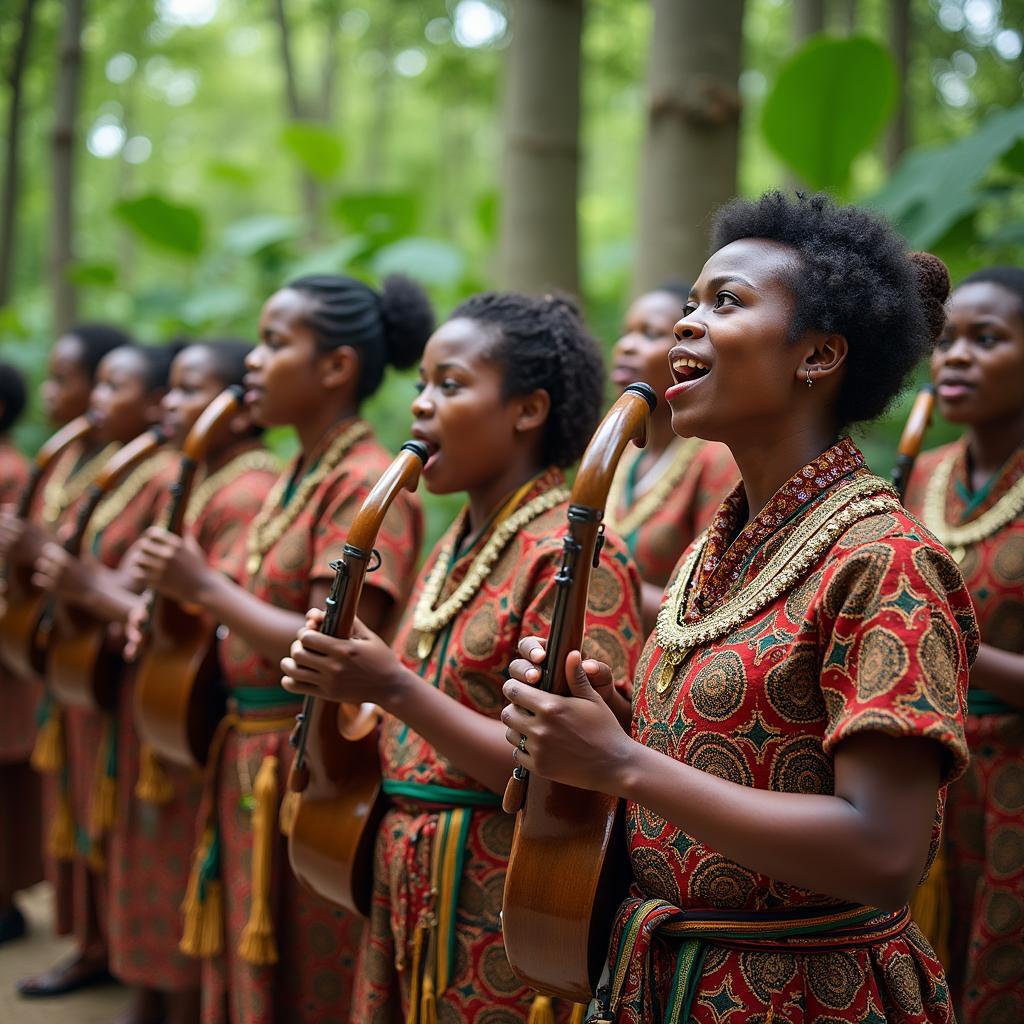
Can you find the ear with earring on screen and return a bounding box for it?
[805,368,814,389]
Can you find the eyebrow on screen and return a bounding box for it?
[691,274,756,298]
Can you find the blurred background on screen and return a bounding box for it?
[1,0,1022,544]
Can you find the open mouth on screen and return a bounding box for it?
[670,356,710,385]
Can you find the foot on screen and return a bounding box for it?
[0,904,26,945]
[16,949,112,998]
[113,987,164,1024]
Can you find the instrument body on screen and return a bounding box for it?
[47,429,165,710]
[134,387,245,768]
[891,385,936,503]
[502,383,656,1003]
[287,440,427,916]
[0,416,93,678]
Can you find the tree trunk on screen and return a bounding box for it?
[885,0,910,168]
[498,0,583,295]
[319,0,342,121]
[834,0,858,34]
[632,0,745,295]
[364,15,394,183]
[51,0,85,334]
[271,0,321,243]
[0,0,39,307]
[794,0,825,40]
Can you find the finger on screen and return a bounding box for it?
[500,703,535,735]
[501,678,551,715]
[279,658,324,689]
[517,636,547,663]
[31,571,55,591]
[291,644,330,671]
[565,650,600,702]
[349,616,378,642]
[507,657,540,685]
[304,608,325,629]
[580,657,614,692]
[296,629,337,655]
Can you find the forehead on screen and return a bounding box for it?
[696,238,800,291]
[629,291,683,321]
[949,281,1024,325]
[261,287,314,325]
[172,345,217,378]
[98,346,146,378]
[423,317,494,366]
[52,334,86,366]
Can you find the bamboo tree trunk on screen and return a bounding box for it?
[886,0,911,168]
[0,0,39,307]
[498,0,583,295]
[51,0,84,334]
[835,0,858,33]
[632,0,745,294]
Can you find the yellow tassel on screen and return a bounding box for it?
[238,755,279,965]
[278,788,299,837]
[92,771,117,833]
[31,705,64,774]
[179,825,223,958]
[910,838,951,966]
[48,791,77,861]
[419,974,437,1024]
[87,838,106,873]
[405,923,426,1024]
[135,744,174,806]
[569,1004,587,1024]
[527,994,556,1024]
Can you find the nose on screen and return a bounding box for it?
[673,316,706,341]
[942,335,972,365]
[411,388,432,418]
[613,331,640,358]
[245,346,263,371]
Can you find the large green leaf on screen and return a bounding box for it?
[222,214,302,255]
[281,122,346,182]
[371,238,467,289]
[113,194,204,256]
[762,35,896,190]
[333,191,419,246]
[285,237,369,279]
[869,104,1024,248]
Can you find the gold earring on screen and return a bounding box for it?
[806,368,813,388]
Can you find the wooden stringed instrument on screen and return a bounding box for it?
[0,415,94,679]
[47,427,166,711]
[133,386,245,768]
[287,439,428,916]
[501,382,656,1004]
[891,384,936,503]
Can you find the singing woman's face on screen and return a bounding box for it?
[931,281,1024,428]
[161,346,226,448]
[42,335,93,426]
[610,291,682,398]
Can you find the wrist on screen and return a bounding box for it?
[377,663,417,714]
[612,737,650,803]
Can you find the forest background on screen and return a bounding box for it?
[2,0,1023,546]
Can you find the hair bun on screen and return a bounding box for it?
[378,274,435,370]
[909,251,951,342]
[540,290,584,322]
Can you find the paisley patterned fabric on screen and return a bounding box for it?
[610,439,738,591]
[201,423,422,1024]
[616,438,976,1023]
[354,468,644,1024]
[906,440,1024,1023]
[108,446,278,991]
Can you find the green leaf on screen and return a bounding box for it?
[180,286,252,327]
[1002,138,1024,176]
[205,160,255,187]
[762,35,896,190]
[222,215,303,255]
[285,237,369,278]
[475,191,498,242]
[370,237,466,288]
[333,191,419,245]
[280,122,346,181]
[869,104,1024,248]
[67,260,118,286]
[114,194,204,256]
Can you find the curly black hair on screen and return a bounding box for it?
[286,274,435,401]
[958,266,1024,317]
[711,191,949,427]
[450,291,605,468]
[0,361,27,434]
[138,340,187,392]
[64,323,134,378]
[192,338,253,390]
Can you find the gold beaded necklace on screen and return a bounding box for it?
[606,436,702,538]
[922,448,1024,563]
[245,420,370,577]
[185,448,281,529]
[40,443,119,526]
[84,450,177,550]
[412,481,569,659]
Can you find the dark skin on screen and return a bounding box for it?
[130,288,390,664]
[931,280,1024,709]
[279,317,558,796]
[502,238,944,911]
[611,289,692,630]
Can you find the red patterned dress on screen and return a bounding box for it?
[906,440,1024,1024]
[0,441,41,899]
[192,421,422,1024]
[607,439,738,591]
[56,449,177,944]
[108,444,279,991]
[355,468,644,1024]
[607,438,977,1024]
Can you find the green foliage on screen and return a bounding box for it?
[762,35,896,191]
[113,194,205,257]
[280,122,347,181]
[334,191,420,247]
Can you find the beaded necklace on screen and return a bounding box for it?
[922,447,1024,563]
[412,479,569,659]
[185,448,281,529]
[40,443,119,525]
[84,450,177,551]
[245,420,370,577]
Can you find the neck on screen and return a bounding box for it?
[465,456,546,537]
[645,406,677,460]
[729,423,839,525]
[965,413,1024,482]
[294,401,358,459]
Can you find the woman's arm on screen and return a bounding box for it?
[503,646,941,911]
[33,543,142,624]
[970,643,1024,710]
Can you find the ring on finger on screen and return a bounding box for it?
[518,734,528,754]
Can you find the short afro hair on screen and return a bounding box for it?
[449,292,605,469]
[711,191,949,427]
[0,362,27,433]
[957,266,1024,318]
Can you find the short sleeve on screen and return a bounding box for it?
[817,525,977,784]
